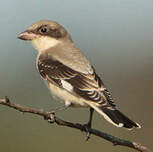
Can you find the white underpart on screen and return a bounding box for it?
[31,36,60,52]
[46,80,88,107]
[88,103,124,127]
[61,80,73,92]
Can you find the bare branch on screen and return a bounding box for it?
[0,97,151,152]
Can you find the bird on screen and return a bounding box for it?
[18,20,141,135]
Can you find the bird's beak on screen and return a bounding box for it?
[18,30,38,41]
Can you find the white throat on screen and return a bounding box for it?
[31,36,60,52]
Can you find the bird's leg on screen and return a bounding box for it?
[47,102,71,123]
[50,101,72,113]
[50,104,69,113]
[83,108,94,141]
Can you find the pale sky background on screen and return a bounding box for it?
[0,0,153,152]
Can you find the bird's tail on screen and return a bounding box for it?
[89,104,141,129]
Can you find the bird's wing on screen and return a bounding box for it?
[37,53,141,129]
[37,53,115,107]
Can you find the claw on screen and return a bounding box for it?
[44,113,55,123]
[48,113,55,123]
[85,131,91,141]
[83,123,91,141]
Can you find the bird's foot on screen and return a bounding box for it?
[44,112,55,123]
[83,123,92,141]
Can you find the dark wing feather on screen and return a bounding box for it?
[37,53,115,107]
[38,54,77,79]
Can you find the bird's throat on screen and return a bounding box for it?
[31,36,60,52]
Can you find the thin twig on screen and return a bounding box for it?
[0,97,151,152]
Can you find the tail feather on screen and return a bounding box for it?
[102,107,141,129]
[89,104,141,129]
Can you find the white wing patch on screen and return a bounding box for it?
[61,80,73,92]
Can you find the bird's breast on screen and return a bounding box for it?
[45,80,89,108]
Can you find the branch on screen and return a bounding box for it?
[0,96,151,152]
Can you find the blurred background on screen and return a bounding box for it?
[0,0,153,151]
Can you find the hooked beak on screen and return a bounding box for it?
[18,30,38,41]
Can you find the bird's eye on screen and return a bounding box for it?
[40,27,47,33]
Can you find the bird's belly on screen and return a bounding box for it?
[45,81,89,108]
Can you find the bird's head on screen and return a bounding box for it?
[18,20,72,51]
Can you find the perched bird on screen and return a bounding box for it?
[18,20,141,133]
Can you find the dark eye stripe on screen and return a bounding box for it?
[35,24,64,39]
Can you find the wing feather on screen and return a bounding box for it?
[37,53,115,107]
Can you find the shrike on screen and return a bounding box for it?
[18,20,141,132]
